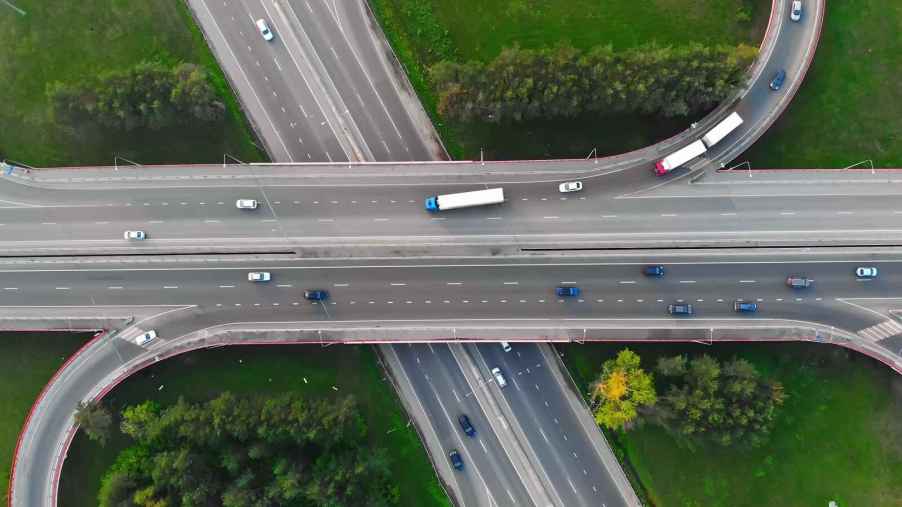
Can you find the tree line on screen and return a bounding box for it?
[47,61,225,132]
[430,43,757,123]
[92,392,398,507]
[590,349,786,448]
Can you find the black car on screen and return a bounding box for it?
[458,414,476,437]
[449,449,464,470]
[786,275,812,289]
[769,69,786,91]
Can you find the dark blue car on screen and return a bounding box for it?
[643,265,665,277]
[733,301,758,313]
[668,303,694,316]
[556,286,581,297]
[449,449,464,470]
[458,414,475,437]
[304,289,329,301]
[769,69,786,90]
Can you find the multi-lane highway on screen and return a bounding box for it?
[8,1,880,507]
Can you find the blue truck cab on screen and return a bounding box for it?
[425,196,439,212]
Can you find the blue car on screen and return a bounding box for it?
[668,303,694,316]
[556,286,581,297]
[733,301,758,313]
[643,265,665,277]
[769,69,786,91]
[458,414,475,437]
[304,289,329,301]
[449,449,464,470]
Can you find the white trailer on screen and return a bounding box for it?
[654,140,707,175]
[702,112,744,148]
[425,188,505,212]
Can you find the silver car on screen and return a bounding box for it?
[236,199,258,209]
[558,181,583,193]
[790,1,802,22]
[855,266,878,279]
[123,230,146,240]
[491,367,508,388]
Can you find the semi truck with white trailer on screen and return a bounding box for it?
[425,188,505,212]
[654,140,707,176]
[701,112,744,147]
[654,112,744,176]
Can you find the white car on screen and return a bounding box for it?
[790,1,802,21]
[248,272,271,282]
[123,230,146,240]
[256,19,274,41]
[135,329,157,346]
[855,266,878,279]
[491,367,508,388]
[559,181,583,193]
[501,341,512,352]
[236,199,258,209]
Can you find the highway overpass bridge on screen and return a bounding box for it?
[12,1,898,506]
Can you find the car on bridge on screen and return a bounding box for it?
[458,414,476,437]
[734,301,759,313]
[668,303,694,316]
[247,272,271,282]
[236,199,258,209]
[790,1,803,21]
[786,275,812,288]
[123,230,146,240]
[855,266,878,279]
[449,449,464,470]
[135,329,157,346]
[643,265,665,277]
[556,286,581,297]
[558,181,583,193]
[769,69,787,91]
[304,289,329,301]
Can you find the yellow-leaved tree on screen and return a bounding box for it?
[589,349,657,430]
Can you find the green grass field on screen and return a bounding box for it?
[744,0,902,168]
[0,1,265,167]
[58,345,449,507]
[560,342,902,506]
[0,332,92,502]
[370,0,768,159]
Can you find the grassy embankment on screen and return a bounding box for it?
[744,0,902,167]
[0,0,264,166]
[0,333,92,501]
[369,0,768,159]
[59,345,449,507]
[561,341,902,506]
